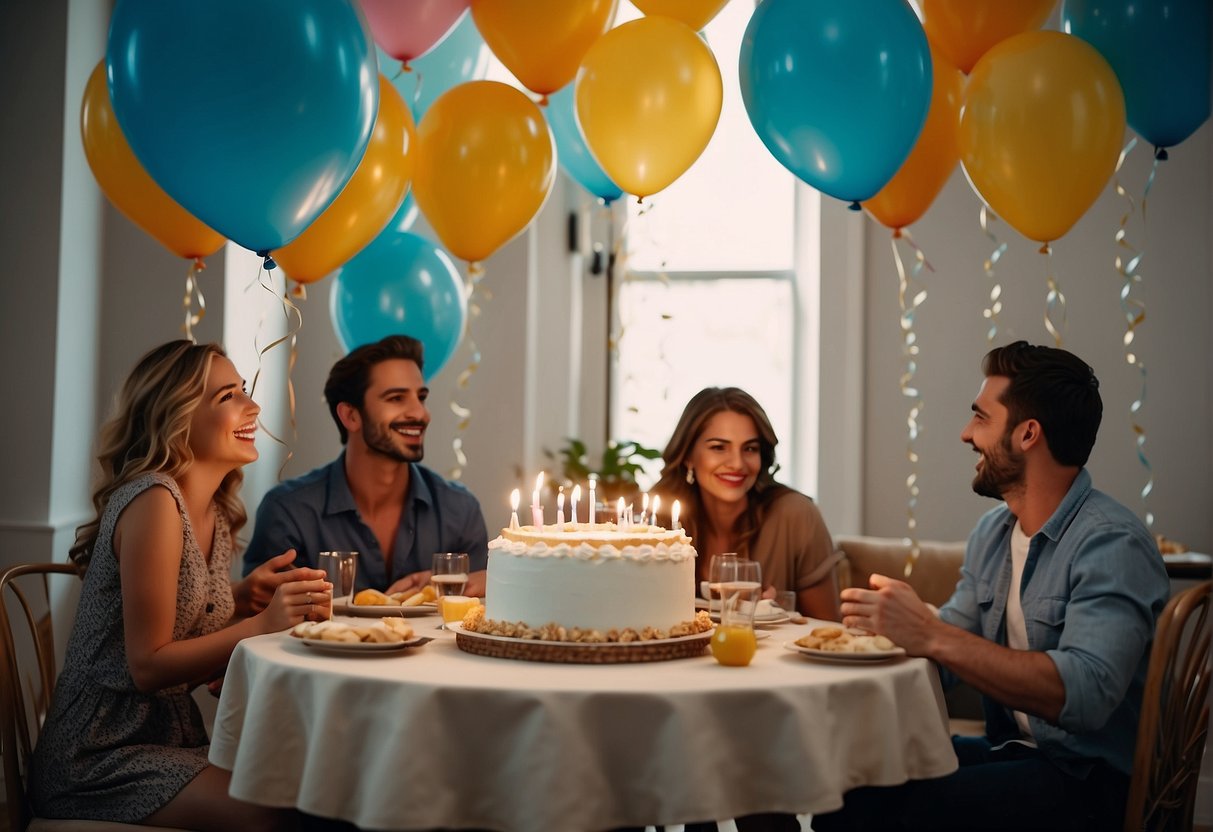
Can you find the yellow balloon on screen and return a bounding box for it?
[413,81,556,265]
[471,0,616,99]
[80,61,225,260]
[275,76,416,284]
[577,16,722,199]
[632,0,730,32]
[921,0,1056,74]
[959,31,1125,244]
[864,47,965,231]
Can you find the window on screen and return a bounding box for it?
[611,0,814,490]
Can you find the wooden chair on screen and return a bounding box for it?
[1,561,166,831]
[1124,579,1211,832]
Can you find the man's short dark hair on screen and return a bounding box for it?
[324,335,425,444]
[982,340,1102,467]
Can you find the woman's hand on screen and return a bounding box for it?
[233,549,328,617]
[258,575,333,634]
[761,585,777,601]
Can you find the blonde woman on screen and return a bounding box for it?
[31,341,329,830]
[654,387,841,620]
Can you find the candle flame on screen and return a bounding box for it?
[672,499,681,528]
[651,494,660,521]
[642,492,650,510]
[558,489,565,508]
[572,484,581,501]
[535,471,545,493]
[510,488,520,510]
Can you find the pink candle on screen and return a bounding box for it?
[571,484,580,524]
[556,487,566,525]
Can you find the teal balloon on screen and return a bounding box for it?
[392,190,420,233]
[739,0,932,204]
[547,84,623,205]
[331,229,467,379]
[1063,0,1211,150]
[106,0,377,255]
[382,12,490,122]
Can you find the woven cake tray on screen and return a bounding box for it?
[451,623,712,664]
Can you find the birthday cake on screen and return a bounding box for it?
[470,522,707,642]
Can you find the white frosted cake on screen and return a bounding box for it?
[475,522,703,641]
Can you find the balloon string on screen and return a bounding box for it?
[247,261,302,481]
[891,230,932,577]
[448,262,485,480]
[181,257,207,343]
[1112,137,1158,528]
[977,206,1006,343]
[1042,243,1066,347]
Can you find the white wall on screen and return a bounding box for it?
[858,121,1212,550]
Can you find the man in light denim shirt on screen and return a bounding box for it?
[815,342,1169,831]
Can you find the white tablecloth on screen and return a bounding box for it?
[209,619,958,831]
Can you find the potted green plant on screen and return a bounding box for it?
[546,438,663,507]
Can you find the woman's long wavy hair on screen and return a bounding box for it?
[652,387,791,559]
[69,341,247,574]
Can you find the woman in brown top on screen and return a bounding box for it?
[654,387,840,620]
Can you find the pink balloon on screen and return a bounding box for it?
[359,0,471,64]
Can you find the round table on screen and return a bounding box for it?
[209,618,958,831]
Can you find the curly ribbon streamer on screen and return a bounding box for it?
[1112,137,1160,528]
[448,262,486,481]
[977,206,1006,343]
[1041,243,1066,347]
[181,257,207,343]
[246,261,302,481]
[891,229,932,577]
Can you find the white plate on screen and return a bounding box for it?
[296,635,430,654]
[334,602,437,618]
[707,611,791,627]
[782,640,906,663]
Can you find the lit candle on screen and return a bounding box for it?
[641,492,650,525]
[571,484,581,524]
[616,496,625,527]
[650,494,660,528]
[588,478,597,524]
[509,488,521,530]
[556,486,566,525]
[532,472,545,527]
[672,499,681,530]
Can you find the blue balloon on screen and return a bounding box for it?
[107,0,378,254]
[382,11,490,123]
[391,190,420,233]
[738,0,932,204]
[546,84,623,205]
[330,229,467,379]
[1063,0,1211,150]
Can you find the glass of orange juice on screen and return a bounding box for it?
[710,559,761,667]
[440,595,480,629]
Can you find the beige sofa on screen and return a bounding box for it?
[834,534,984,731]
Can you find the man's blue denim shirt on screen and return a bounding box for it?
[241,453,488,591]
[939,468,1169,777]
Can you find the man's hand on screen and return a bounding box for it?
[233,549,325,617]
[465,570,486,598]
[840,574,939,656]
[387,570,432,596]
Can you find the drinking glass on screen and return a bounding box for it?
[318,551,358,615]
[710,559,761,667]
[706,553,743,610]
[431,552,470,629]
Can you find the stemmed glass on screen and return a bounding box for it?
[705,553,743,611]
[432,552,470,630]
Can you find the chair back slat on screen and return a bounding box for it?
[1125,579,1212,832]
[0,561,79,832]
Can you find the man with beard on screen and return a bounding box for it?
[812,341,1169,832]
[242,335,488,599]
